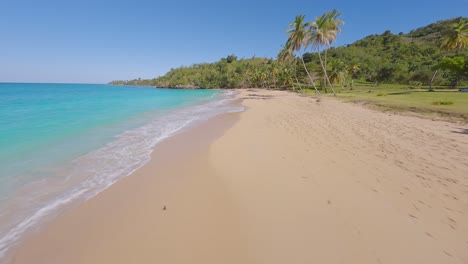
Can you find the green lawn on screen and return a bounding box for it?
[303,82,468,122]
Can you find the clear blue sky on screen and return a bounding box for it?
[1,0,466,83]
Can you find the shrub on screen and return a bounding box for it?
[432,99,454,105]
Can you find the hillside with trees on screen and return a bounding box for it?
[110,16,467,91]
[323,17,467,87]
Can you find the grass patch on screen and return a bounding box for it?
[432,99,454,105]
[303,82,468,123]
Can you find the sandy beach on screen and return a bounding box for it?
[8,89,468,264]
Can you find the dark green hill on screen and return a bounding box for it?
[320,17,467,85]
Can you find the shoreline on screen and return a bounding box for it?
[0,90,241,262]
[7,89,468,263]
[6,102,244,263]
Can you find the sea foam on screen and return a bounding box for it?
[0,90,242,259]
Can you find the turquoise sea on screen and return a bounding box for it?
[0,83,241,257]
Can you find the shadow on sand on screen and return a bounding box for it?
[452,128,468,135]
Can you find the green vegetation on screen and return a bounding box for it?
[308,9,344,95]
[113,57,286,89]
[436,56,467,87]
[110,14,468,121]
[286,15,320,94]
[111,16,467,91]
[321,81,468,122]
[432,99,454,105]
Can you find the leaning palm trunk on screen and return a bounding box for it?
[299,52,320,94]
[293,61,304,93]
[317,47,336,96]
[294,75,302,92]
[323,48,328,93]
[429,54,448,91]
[324,49,336,93]
[429,70,438,91]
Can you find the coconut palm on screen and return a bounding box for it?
[278,44,302,92]
[280,67,295,89]
[328,60,347,88]
[259,67,268,88]
[347,63,360,89]
[310,9,344,96]
[429,18,468,90]
[286,15,320,94]
[440,18,468,50]
[278,45,292,64]
[266,62,281,88]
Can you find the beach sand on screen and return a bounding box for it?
[9,89,468,263]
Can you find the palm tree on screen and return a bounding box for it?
[309,9,344,96]
[280,67,296,89]
[287,15,320,94]
[429,18,468,90]
[440,18,468,50]
[266,61,280,88]
[328,60,347,88]
[277,45,293,64]
[278,44,302,92]
[347,63,360,89]
[259,67,268,88]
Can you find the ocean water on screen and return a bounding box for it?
[0,83,242,257]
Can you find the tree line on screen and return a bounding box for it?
[110,15,467,91]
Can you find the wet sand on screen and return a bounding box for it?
[9,89,468,264]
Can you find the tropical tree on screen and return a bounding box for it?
[268,61,281,88]
[286,15,320,94]
[430,18,468,90]
[328,60,347,88]
[277,45,294,65]
[440,18,468,50]
[309,9,344,96]
[278,44,302,92]
[437,56,467,87]
[347,63,360,89]
[279,66,296,89]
